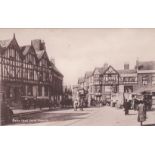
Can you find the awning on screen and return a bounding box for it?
[134,85,155,94]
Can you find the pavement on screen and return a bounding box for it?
[12,106,155,126]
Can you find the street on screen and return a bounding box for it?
[13,106,155,126]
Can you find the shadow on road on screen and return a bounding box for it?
[13,112,89,125]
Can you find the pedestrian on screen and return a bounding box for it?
[48,99,52,110]
[79,98,84,111]
[73,99,78,111]
[7,105,13,124]
[124,99,129,115]
[137,100,147,126]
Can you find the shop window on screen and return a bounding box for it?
[38,86,42,96]
[45,86,49,96]
[124,86,133,93]
[27,86,33,96]
[21,86,26,96]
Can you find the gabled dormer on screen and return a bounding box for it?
[102,65,120,85]
[37,50,50,67]
[21,45,37,65]
[0,34,22,61]
[103,65,119,75]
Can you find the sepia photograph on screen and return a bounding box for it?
[0,28,155,126]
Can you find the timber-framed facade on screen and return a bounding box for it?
[0,34,63,108]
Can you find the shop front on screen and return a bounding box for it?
[4,82,22,107]
[102,66,120,103]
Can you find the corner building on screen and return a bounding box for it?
[78,61,155,105]
[0,34,63,108]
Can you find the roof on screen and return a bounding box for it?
[93,65,109,75]
[134,85,155,93]
[0,39,12,48]
[78,77,85,83]
[118,69,137,74]
[93,67,103,74]
[21,45,31,56]
[137,61,155,70]
[52,65,63,77]
[36,50,45,59]
[85,71,93,78]
[100,65,110,74]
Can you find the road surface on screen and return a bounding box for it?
[13,106,155,126]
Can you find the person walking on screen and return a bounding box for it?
[73,99,78,111]
[79,98,84,111]
[124,99,129,115]
[137,100,147,126]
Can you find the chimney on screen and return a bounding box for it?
[40,40,46,51]
[135,58,139,69]
[13,33,15,39]
[103,63,108,69]
[50,57,55,65]
[31,39,41,50]
[124,63,129,70]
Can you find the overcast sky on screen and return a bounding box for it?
[0,29,155,85]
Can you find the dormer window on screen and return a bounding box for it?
[10,49,15,58]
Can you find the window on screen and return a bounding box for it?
[152,76,155,85]
[38,86,42,96]
[142,75,148,85]
[27,85,33,96]
[10,49,15,59]
[45,86,48,96]
[123,77,136,83]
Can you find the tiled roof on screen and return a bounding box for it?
[93,65,109,75]
[36,50,45,59]
[137,61,155,70]
[21,45,31,56]
[85,71,93,78]
[78,77,85,83]
[118,69,137,74]
[100,65,109,74]
[53,65,63,76]
[93,67,102,74]
[0,39,12,48]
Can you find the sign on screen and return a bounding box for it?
[105,86,111,92]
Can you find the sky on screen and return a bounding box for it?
[0,28,155,85]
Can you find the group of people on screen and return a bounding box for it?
[123,94,149,126]
[73,98,85,111]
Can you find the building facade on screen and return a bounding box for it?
[77,61,155,105]
[0,34,63,108]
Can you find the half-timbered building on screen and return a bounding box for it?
[77,63,138,104]
[0,34,63,108]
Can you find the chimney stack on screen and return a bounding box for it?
[124,63,129,70]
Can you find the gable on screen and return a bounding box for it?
[93,68,101,75]
[42,51,49,60]
[8,37,20,52]
[104,66,119,75]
